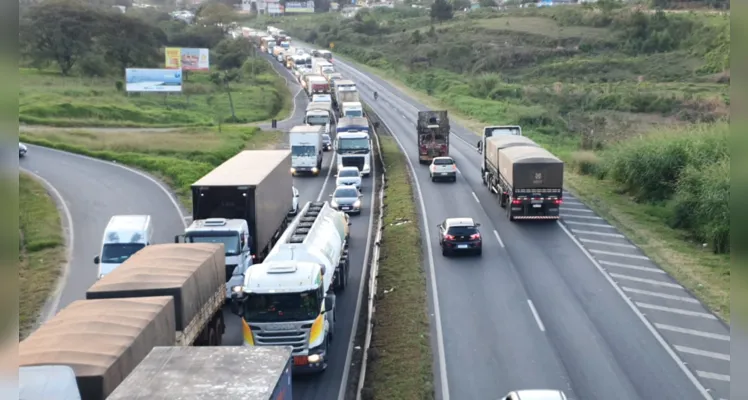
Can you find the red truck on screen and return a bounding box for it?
[417,110,450,164]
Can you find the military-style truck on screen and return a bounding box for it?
[482,135,564,221]
[417,111,450,164]
[108,346,294,400]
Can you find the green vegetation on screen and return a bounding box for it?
[20,0,289,127]
[20,127,283,207]
[271,5,730,315]
[19,173,66,339]
[362,135,432,400]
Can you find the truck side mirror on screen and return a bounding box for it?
[93,255,100,264]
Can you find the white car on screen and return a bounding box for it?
[19,143,28,157]
[429,156,456,182]
[290,186,300,215]
[502,390,568,400]
[335,166,362,190]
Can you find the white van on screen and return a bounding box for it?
[93,215,153,279]
[19,365,81,400]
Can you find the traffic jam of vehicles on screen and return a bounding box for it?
[19,25,568,400]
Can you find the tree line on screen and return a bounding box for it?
[20,0,248,76]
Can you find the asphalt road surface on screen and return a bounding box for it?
[24,55,376,400]
[325,54,728,400]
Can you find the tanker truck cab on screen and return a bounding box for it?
[230,201,350,373]
[336,117,371,176]
[93,215,152,279]
[182,218,251,299]
[341,101,363,118]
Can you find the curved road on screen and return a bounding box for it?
[322,53,730,400]
[23,55,376,400]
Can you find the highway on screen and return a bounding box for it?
[22,55,376,400]
[326,55,728,400]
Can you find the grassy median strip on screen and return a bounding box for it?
[363,136,433,400]
[19,172,66,339]
[20,127,283,208]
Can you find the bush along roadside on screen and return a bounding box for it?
[19,172,66,339]
[361,131,433,400]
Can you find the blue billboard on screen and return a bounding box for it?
[125,68,183,92]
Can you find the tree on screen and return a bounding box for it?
[478,0,495,8]
[430,0,453,23]
[20,0,103,75]
[209,70,241,122]
[213,38,252,70]
[451,0,470,11]
[99,13,167,71]
[197,2,236,33]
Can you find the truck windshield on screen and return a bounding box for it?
[186,232,241,256]
[337,138,369,153]
[101,243,145,264]
[344,110,363,118]
[306,115,329,125]
[487,127,521,136]
[292,145,317,157]
[244,290,320,322]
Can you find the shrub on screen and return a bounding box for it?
[570,150,603,177]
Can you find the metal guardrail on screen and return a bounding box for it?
[355,105,387,400]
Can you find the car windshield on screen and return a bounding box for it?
[186,232,241,256]
[243,290,320,322]
[335,187,358,198]
[101,243,145,264]
[292,145,317,157]
[344,109,363,118]
[434,158,454,165]
[339,169,359,177]
[307,115,329,125]
[337,138,370,152]
[322,134,331,142]
[447,226,478,235]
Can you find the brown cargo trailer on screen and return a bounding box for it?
[417,111,450,164]
[190,150,293,262]
[19,297,176,400]
[86,243,225,346]
[495,146,564,221]
[482,135,540,192]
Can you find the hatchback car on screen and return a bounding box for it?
[429,156,456,182]
[335,167,362,190]
[437,218,482,256]
[322,134,332,151]
[330,185,362,215]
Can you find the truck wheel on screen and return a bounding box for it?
[499,194,507,208]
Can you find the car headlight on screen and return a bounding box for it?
[290,168,296,174]
[312,167,319,173]
[353,200,361,208]
[308,354,323,363]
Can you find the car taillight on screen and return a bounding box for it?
[511,199,521,205]
[452,164,457,170]
[470,233,480,240]
[554,199,563,205]
[444,234,455,240]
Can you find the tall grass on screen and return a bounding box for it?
[601,123,729,252]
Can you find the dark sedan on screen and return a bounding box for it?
[437,218,482,256]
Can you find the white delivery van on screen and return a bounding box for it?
[93,215,153,279]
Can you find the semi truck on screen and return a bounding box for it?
[180,150,293,297]
[230,201,350,373]
[417,110,450,164]
[476,125,523,154]
[336,116,372,176]
[305,74,330,96]
[290,125,324,176]
[19,297,178,400]
[332,79,357,110]
[86,243,226,344]
[108,346,294,400]
[483,136,564,220]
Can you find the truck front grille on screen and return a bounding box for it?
[250,323,313,353]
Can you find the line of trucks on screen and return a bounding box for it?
[20,150,355,399]
[243,27,373,178]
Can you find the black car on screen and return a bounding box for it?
[437,218,482,256]
[322,134,332,151]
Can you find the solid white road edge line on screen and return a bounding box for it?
[471,191,480,203]
[527,299,546,332]
[316,150,337,202]
[21,168,74,322]
[556,220,714,399]
[493,229,505,248]
[374,108,451,400]
[28,145,188,228]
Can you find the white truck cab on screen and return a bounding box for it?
[182,218,251,299]
[93,215,152,279]
[289,125,324,176]
[341,101,363,118]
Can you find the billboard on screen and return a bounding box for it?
[165,47,210,71]
[285,0,314,13]
[125,68,183,92]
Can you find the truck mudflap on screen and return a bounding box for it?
[507,196,562,221]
